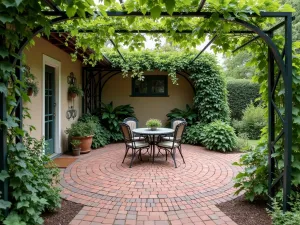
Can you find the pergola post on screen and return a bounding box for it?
[283,14,293,212]
[268,32,275,202]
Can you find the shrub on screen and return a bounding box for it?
[202,120,237,152]
[227,79,260,120]
[233,103,266,140]
[101,102,135,142]
[65,120,96,137]
[182,122,206,145]
[189,56,230,123]
[166,104,198,125]
[78,114,110,148]
[268,195,300,225]
[3,135,61,224]
[233,144,268,201]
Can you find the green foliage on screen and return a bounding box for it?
[224,51,255,79]
[281,0,300,43]
[268,195,300,225]
[166,104,197,125]
[68,85,84,97]
[202,120,237,152]
[4,135,61,225]
[227,79,260,120]
[70,139,81,148]
[146,119,162,128]
[101,102,135,142]
[106,51,229,123]
[65,121,96,137]
[24,66,39,96]
[182,122,205,145]
[233,104,266,140]
[78,113,110,148]
[233,143,268,201]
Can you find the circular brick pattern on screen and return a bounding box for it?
[61,143,242,212]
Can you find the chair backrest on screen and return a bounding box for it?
[171,118,186,129]
[124,117,138,130]
[173,122,187,143]
[119,122,133,143]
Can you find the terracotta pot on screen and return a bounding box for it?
[27,88,33,96]
[68,92,77,99]
[72,135,93,154]
[72,148,81,156]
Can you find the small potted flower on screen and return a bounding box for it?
[70,139,81,156]
[68,85,84,99]
[146,119,162,131]
[24,66,39,96]
[65,121,95,154]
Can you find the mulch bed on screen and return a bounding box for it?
[43,199,83,225]
[217,195,272,225]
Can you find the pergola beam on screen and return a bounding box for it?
[109,39,126,62]
[197,0,206,12]
[50,29,266,34]
[190,35,217,63]
[43,0,62,12]
[41,11,292,18]
[232,17,295,53]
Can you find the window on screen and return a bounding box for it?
[131,75,168,97]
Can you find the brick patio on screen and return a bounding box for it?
[59,143,243,225]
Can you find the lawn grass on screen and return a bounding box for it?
[248,139,259,148]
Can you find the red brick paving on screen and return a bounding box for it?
[59,143,242,225]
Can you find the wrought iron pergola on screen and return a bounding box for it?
[0,0,294,214]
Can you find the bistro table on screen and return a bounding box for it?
[132,128,174,163]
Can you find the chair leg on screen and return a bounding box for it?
[165,149,168,161]
[139,149,143,161]
[122,146,129,163]
[178,145,185,164]
[171,148,177,168]
[129,149,136,168]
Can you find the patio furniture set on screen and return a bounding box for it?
[120,117,187,168]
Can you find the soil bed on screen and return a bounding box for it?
[43,199,83,225]
[217,195,272,225]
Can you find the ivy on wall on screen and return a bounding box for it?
[105,50,229,123]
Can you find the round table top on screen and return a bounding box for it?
[132,127,174,135]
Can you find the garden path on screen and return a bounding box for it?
[59,143,243,225]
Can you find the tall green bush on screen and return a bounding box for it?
[227,79,260,120]
[3,135,61,224]
[233,103,266,140]
[202,120,237,152]
[78,114,110,148]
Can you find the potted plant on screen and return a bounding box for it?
[70,139,81,156]
[24,66,39,96]
[68,85,84,99]
[65,121,95,154]
[146,119,162,131]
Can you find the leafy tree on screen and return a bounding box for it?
[223,51,255,79]
[281,0,300,42]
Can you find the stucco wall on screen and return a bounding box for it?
[102,71,194,126]
[23,37,82,153]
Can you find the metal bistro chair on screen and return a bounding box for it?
[120,123,150,168]
[157,121,187,168]
[162,118,186,141]
[123,117,145,141]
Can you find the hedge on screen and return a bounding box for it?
[227,79,260,120]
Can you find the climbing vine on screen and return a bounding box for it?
[0,0,299,223]
[106,50,230,123]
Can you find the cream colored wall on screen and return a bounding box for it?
[23,37,82,153]
[102,71,194,126]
